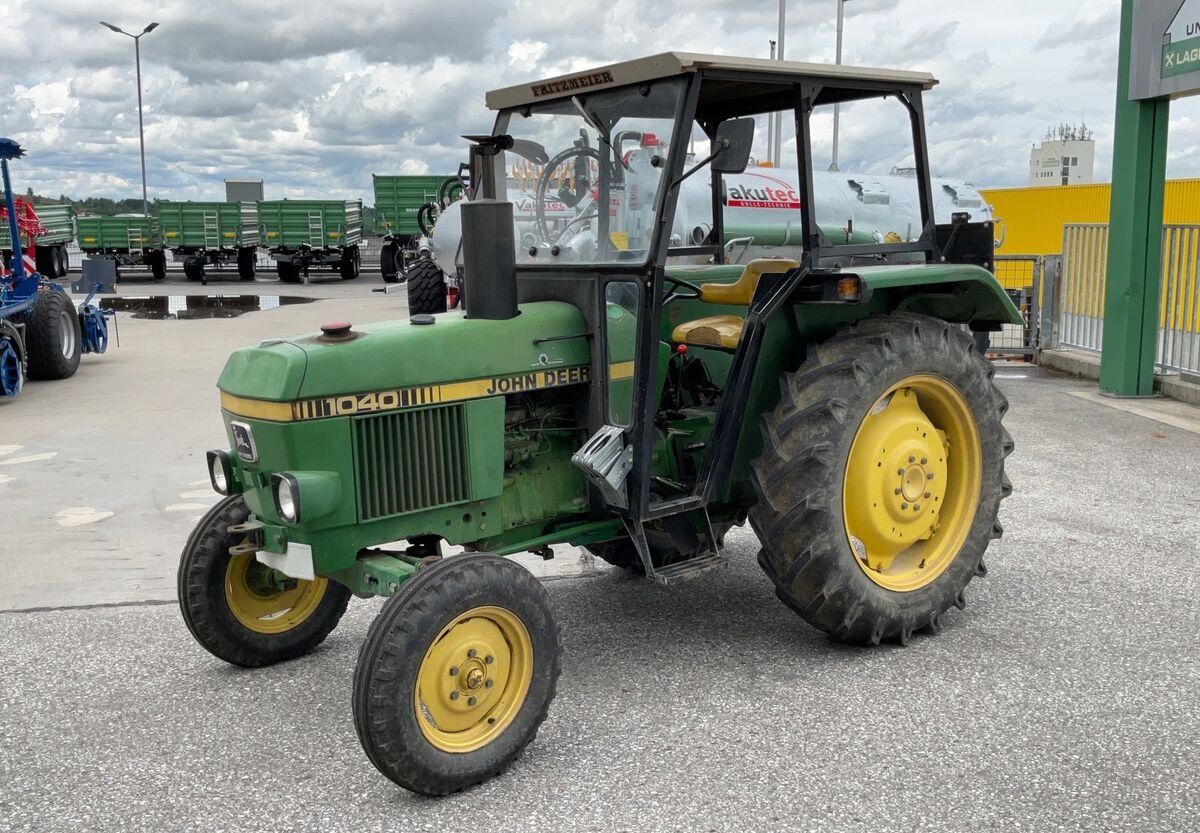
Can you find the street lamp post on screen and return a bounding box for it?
[830,0,850,171]
[773,0,786,166]
[99,20,159,216]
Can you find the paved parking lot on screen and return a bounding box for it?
[1,282,1198,832]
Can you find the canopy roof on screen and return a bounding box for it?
[486,52,938,110]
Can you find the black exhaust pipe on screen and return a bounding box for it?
[461,134,518,321]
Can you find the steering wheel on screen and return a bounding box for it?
[663,274,703,306]
[535,145,611,246]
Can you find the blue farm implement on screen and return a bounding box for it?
[0,138,112,400]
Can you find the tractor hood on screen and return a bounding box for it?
[217,301,591,407]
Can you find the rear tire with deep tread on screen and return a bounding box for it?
[406,256,447,315]
[353,554,561,796]
[749,313,1012,645]
[178,495,352,667]
[24,289,81,381]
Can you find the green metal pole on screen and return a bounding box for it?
[1100,0,1170,397]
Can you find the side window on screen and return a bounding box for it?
[810,97,923,245]
[604,281,639,426]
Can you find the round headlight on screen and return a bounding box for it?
[276,476,299,523]
[207,450,231,496]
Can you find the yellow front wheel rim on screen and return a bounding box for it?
[843,375,983,592]
[224,552,329,634]
[414,606,534,754]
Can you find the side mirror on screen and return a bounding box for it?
[711,118,755,174]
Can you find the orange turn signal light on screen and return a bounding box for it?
[837,276,862,301]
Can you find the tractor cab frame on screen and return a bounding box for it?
[479,53,998,579]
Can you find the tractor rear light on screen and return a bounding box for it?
[207,450,233,496]
[272,473,301,524]
[640,132,660,147]
[837,276,863,302]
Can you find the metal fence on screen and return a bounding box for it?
[990,255,1044,357]
[1058,223,1200,376]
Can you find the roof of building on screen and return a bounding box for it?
[486,52,938,110]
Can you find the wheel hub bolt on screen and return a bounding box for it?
[927,473,935,480]
[894,488,903,495]
[925,491,932,499]
[467,649,477,658]
[920,457,928,465]
[450,691,460,701]
[901,503,909,510]
[897,468,905,476]
[468,696,477,706]
[485,679,494,688]
[908,456,915,463]
[484,655,494,664]
[449,666,459,677]
[914,504,921,511]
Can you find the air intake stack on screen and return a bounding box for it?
[461,134,519,320]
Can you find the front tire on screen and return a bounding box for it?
[406,257,447,315]
[24,289,82,381]
[178,495,351,667]
[353,554,561,796]
[750,313,1012,645]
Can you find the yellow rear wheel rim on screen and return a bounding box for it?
[224,552,328,634]
[843,375,983,592]
[414,606,534,754]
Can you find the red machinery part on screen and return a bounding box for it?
[0,197,45,277]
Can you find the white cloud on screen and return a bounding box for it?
[3,0,1199,202]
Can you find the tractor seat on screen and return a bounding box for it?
[671,258,800,351]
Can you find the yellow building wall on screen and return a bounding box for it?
[981,179,1200,256]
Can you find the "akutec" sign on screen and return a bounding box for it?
[726,174,802,210]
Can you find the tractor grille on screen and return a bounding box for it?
[354,405,470,520]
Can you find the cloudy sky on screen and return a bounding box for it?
[3,0,1198,202]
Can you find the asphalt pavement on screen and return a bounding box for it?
[2,285,1199,831]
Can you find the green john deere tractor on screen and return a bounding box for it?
[180,53,1017,796]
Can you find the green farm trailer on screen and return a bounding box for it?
[158,200,259,283]
[76,214,166,280]
[258,199,362,283]
[373,175,459,282]
[0,202,74,278]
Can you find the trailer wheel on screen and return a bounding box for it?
[149,250,167,281]
[183,258,205,282]
[0,321,25,398]
[353,554,561,796]
[57,246,69,277]
[35,247,56,277]
[178,495,352,667]
[339,245,361,280]
[750,313,1012,645]
[237,248,256,281]
[276,261,301,283]
[380,242,401,283]
[23,289,82,381]
[406,257,447,315]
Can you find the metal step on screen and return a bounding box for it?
[647,553,727,586]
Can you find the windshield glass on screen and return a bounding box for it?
[494,77,686,267]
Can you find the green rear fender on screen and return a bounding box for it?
[859,263,1023,326]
